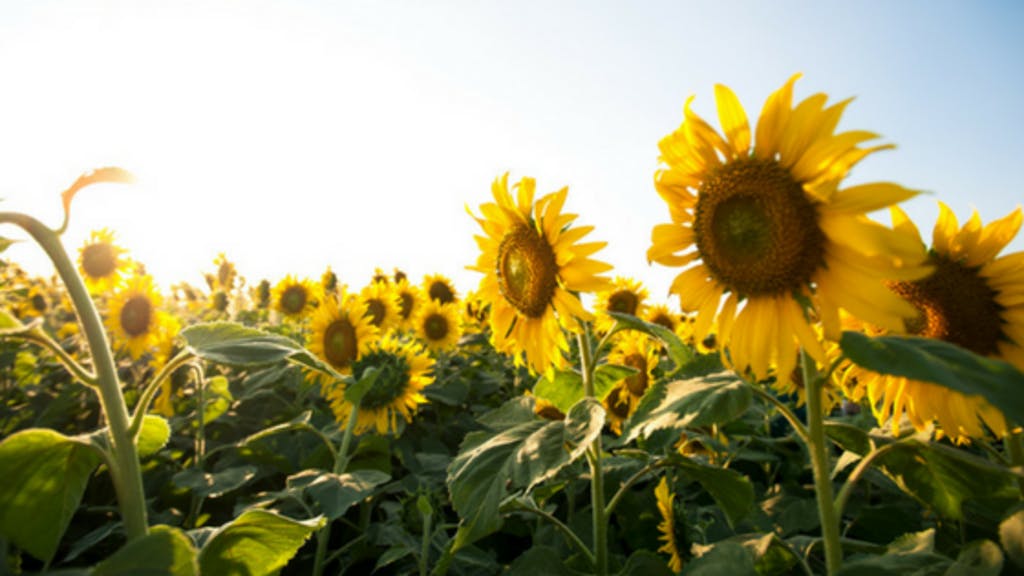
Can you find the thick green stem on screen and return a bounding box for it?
[801,350,842,574]
[312,404,360,576]
[577,329,607,576]
[1,212,148,541]
[17,329,97,386]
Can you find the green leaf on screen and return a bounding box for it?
[533,365,633,414]
[200,376,233,425]
[181,322,303,367]
[508,546,572,576]
[198,509,324,576]
[0,429,102,562]
[672,457,754,528]
[946,540,1002,576]
[447,397,605,552]
[476,396,537,431]
[607,310,694,372]
[836,529,950,576]
[287,469,390,520]
[684,541,757,575]
[137,414,171,458]
[741,533,799,576]
[1000,507,1024,570]
[0,236,16,253]
[0,309,35,336]
[839,331,1024,426]
[617,549,674,576]
[93,525,198,576]
[345,364,381,405]
[173,465,258,499]
[621,371,751,444]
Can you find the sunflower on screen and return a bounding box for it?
[843,203,1024,441]
[607,331,660,398]
[594,276,649,334]
[16,284,51,320]
[461,289,491,331]
[603,383,633,435]
[422,273,458,305]
[272,275,318,319]
[324,334,432,435]
[391,278,422,332]
[647,75,929,386]
[253,279,271,310]
[307,294,379,376]
[655,476,685,573]
[321,266,340,296]
[78,228,130,293]
[644,302,680,333]
[105,274,168,360]
[414,299,462,352]
[359,280,399,332]
[469,173,613,374]
[205,253,237,292]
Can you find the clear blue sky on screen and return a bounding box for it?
[1,0,1022,305]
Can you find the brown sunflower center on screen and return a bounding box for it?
[694,158,824,297]
[649,312,675,331]
[354,350,410,410]
[623,352,650,396]
[888,254,1003,356]
[211,291,229,312]
[424,313,449,341]
[323,317,358,369]
[280,286,308,315]
[428,281,455,304]
[30,293,48,313]
[496,224,558,318]
[366,299,387,327]
[120,296,152,337]
[399,293,415,319]
[81,242,117,279]
[605,386,632,419]
[607,290,639,315]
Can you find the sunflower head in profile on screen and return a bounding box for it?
[607,331,660,399]
[844,203,1024,442]
[461,289,491,331]
[393,268,407,284]
[359,280,399,332]
[648,75,930,387]
[205,253,237,292]
[272,275,318,319]
[78,228,130,293]
[655,476,686,573]
[469,173,613,374]
[253,279,272,310]
[594,277,650,334]
[324,334,433,435]
[308,294,379,376]
[321,266,340,296]
[105,274,169,360]
[414,299,462,353]
[422,273,458,306]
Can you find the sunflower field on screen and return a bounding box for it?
[2,77,1024,576]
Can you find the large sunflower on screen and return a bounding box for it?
[308,294,379,376]
[105,274,168,360]
[469,173,613,374]
[648,75,929,385]
[843,203,1024,441]
[594,276,649,334]
[78,228,130,293]
[414,299,462,353]
[272,275,318,319]
[324,335,433,435]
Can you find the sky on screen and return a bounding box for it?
[1,0,1022,306]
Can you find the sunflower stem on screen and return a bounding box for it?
[313,403,360,576]
[0,211,149,542]
[577,328,607,576]
[833,441,900,520]
[1006,430,1024,498]
[16,328,98,387]
[801,349,842,574]
[749,383,811,446]
[129,351,194,438]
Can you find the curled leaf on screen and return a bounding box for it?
[58,167,136,233]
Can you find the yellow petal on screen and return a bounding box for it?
[778,93,829,168]
[890,205,922,243]
[827,182,919,215]
[931,201,959,256]
[967,206,1022,267]
[714,83,750,156]
[791,130,880,182]
[755,73,801,159]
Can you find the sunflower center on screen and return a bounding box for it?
[399,293,414,319]
[649,312,675,331]
[120,296,152,337]
[607,290,639,315]
[428,281,455,304]
[496,224,558,318]
[605,387,631,419]
[81,243,117,279]
[694,158,824,297]
[424,313,449,341]
[280,286,308,315]
[888,254,1003,356]
[323,318,358,369]
[211,291,229,312]
[30,293,48,313]
[366,299,387,327]
[356,351,410,410]
[623,353,649,396]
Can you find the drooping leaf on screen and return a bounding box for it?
[198,509,324,576]
[181,322,303,367]
[0,309,36,336]
[672,456,754,528]
[607,311,694,371]
[93,525,198,576]
[684,541,757,575]
[839,331,1024,426]
[173,465,258,499]
[836,529,950,575]
[137,414,171,458]
[533,364,635,414]
[621,371,751,444]
[0,429,102,562]
[447,398,605,552]
[287,469,390,520]
[199,376,233,426]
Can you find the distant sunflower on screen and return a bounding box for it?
[607,331,659,398]
[423,273,458,305]
[603,383,634,435]
[105,274,167,360]
[461,289,490,331]
[594,277,649,334]
[210,253,237,292]
[644,302,679,333]
[78,228,130,293]
[325,335,432,435]
[372,267,391,286]
[414,300,462,352]
[17,284,50,320]
[273,275,318,319]
[360,281,399,332]
[308,294,378,375]
[253,279,271,310]
[321,267,340,296]
[469,173,613,374]
[648,75,929,385]
[392,278,422,331]
[845,203,1024,441]
[655,477,685,573]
